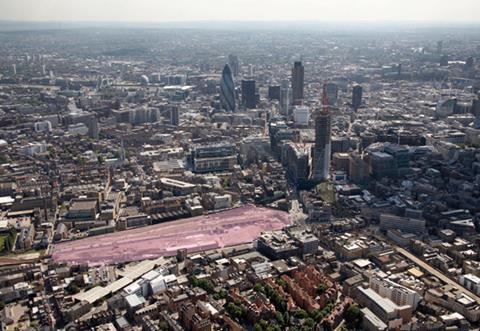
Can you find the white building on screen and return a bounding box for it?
[370,275,422,310]
[19,142,47,156]
[34,121,52,133]
[293,106,310,125]
[460,274,480,295]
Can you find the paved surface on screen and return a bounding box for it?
[0,252,42,266]
[52,204,292,266]
[396,246,480,303]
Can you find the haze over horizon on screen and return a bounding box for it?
[0,0,479,23]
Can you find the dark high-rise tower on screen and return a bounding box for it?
[220,64,236,112]
[268,85,281,101]
[311,111,331,181]
[291,61,304,105]
[241,79,256,109]
[352,85,363,110]
[170,106,179,126]
[311,84,331,181]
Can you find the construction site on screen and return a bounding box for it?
[51,204,293,266]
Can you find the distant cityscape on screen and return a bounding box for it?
[0,21,479,331]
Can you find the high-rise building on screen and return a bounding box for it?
[241,79,256,109]
[12,64,16,76]
[280,87,292,116]
[352,85,363,110]
[170,106,179,126]
[324,83,338,106]
[291,61,304,104]
[437,40,443,54]
[268,85,281,101]
[281,142,310,186]
[227,54,239,77]
[311,110,331,181]
[219,64,236,112]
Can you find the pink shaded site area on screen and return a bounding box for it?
[52,204,293,266]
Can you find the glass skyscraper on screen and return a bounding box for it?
[220,64,236,112]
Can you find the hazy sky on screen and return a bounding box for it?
[0,0,479,22]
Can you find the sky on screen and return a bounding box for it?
[0,0,479,23]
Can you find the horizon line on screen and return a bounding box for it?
[1,19,480,25]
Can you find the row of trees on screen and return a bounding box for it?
[1,228,17,253]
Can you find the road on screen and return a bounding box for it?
[395,246,480,304]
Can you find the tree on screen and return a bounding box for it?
[344,304,363,329]
[65,282,79,295]
[266,325,281,331]
[226,302,247,320]
[254,320,269,331]
[190,276,215,294]
[254,282,265,293]
[275,311,285,326]
[316,283,328,296]
[294,309,308,319]
[304,318,315,328]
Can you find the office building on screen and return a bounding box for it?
[370,152,397,179]
[291,61,304,104]
[460,274,480,295]
[268,85,281,101]
[311,110,331,181]
[280,87,291,115]
[356,287,412,326]
[384,144,409,174]
[241,79,256,109]
[191,143,237,173]
[281,142,310,186]
[352,85,363,110]
[65,111,99,140]
[349,152,370,185]
[293,106,310,125]
[379,214,426,234]
[324,82,338,106]
[220,64,236,112]
[436,98,457,118]
[369,276,422,310]
[170,106,179,126]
